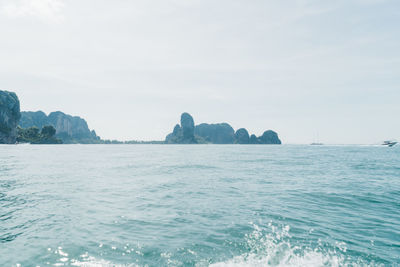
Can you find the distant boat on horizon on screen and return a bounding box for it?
[382,141,397,147]
[311,131,323,146]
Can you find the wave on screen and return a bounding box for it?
[46,223,384,267]
[209,223,382,267]
[51,249,138,267]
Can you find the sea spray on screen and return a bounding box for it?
[210,222,383,267]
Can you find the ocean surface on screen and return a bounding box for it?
[0,145,399,267]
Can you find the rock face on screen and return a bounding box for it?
[48,111,98,141]
[249,134,259,144]
[165,113,282,144]
[235,128,250,144]
[249,131,281,144]
[19,111,49,130]
[20,111,100,143]
[0,90,21,144]
[165,124,181,143]
[259,130,281,144]
[195,123,235,144]
[181,113,195,142]
[165,113,197,144]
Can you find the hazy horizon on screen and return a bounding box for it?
[1,0,399,144]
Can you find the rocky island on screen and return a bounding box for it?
[165,113,281,144]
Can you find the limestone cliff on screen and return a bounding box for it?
[195,123,235,144]
[181,113,196,143]
[0,90,21,144]
[165,113,198,144]
[258,130,281,144]
[235,128,250,144]
[19,111,49,130]
[20,111,100,143]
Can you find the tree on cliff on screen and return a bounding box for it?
[41,125,56,138]
[17,125,62,144]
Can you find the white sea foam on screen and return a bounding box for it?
[51,223,381,267]
[209,223,381,267]
[69,255,138,267]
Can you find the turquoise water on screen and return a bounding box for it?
[0,145,399,266]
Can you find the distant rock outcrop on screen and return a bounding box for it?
[165,113,282,144]
[249,134,259,144]
[20,111,100,144]
[165,113,197,144]
[235,128,250,144]
[181,112,196,143]
[0,90,21,144]
[195,123,235,144]
[258,130,281,144]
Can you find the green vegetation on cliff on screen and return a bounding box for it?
[17,125,62,144]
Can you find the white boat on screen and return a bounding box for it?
[382,141,397,147]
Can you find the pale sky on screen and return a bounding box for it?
[0,0,399,144]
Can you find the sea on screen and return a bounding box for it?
[0,145,399,266]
